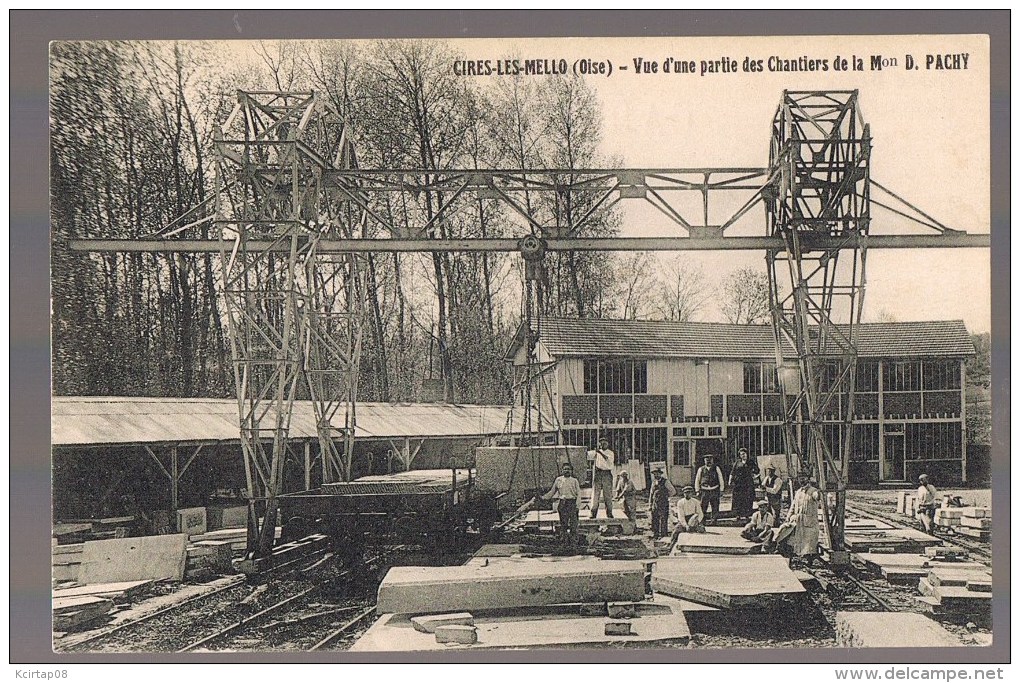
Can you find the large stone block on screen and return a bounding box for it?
[473,446,588,503]
[80,534,188,583]
[411,613,475,634]
[434,624,478,644]
[376,560,646,615]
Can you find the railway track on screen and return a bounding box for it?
[846,499,991,565]
[67,545,404,653]
[173,546,404,653]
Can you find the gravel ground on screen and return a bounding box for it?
[58,497,994,653]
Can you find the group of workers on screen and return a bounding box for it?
[537,437,827,560]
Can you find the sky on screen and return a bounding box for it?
[449,34,991,333]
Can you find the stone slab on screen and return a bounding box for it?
[52,596,114,630]
[959,507,990,519]
[411,613,475,634]
[956,527,991,541]
[376,560,646,615]
[522,510,636,535]
[472,544,528,558]
[52,564,81,583]
[435,624,478,644]
[604,621,632,636]
[176,507,207,536]
[206,505,248,531]
[651,555,804,609]
[928,568,992,589]
[845,528,942,553]
[79,534,188,584]
[607,602,637,618]
[919,578,993,602]
[52,580,154,601]
[351,602,690,651]
[671,526,762,555]
[835,612,962,648]
[960,517,992,530]
[474,446,588,502]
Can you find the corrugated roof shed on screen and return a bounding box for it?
[52,397,524,447]
[511,318,975,360]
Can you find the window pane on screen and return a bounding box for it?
[743,362,761,393]
[633,361,648,393]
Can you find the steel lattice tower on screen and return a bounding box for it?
[766,90,871,556]
[214,91,367,556]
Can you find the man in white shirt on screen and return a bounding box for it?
[587,437,616,519]
[741,500,777,542]
[915,474,938,534]
[674,485,705,534]
[540,462,582,546]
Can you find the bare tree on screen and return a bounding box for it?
[655,261,710,322]
[612,252,658,319]
[720,266,771,324]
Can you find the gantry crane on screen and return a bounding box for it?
[69,89,988,562]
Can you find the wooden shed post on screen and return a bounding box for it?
[304,441,312,490]
[170,446,179,510]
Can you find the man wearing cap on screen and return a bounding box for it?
[741,500,777,543]
[761,464,784,526]
[539,462,582,546]
[614,470,638,524]
[915,474,939,534]
[694,455,726,524]
[674,485,705,535]
[587,437,616,519]
[648,467,676,538]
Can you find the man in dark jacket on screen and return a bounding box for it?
[648,468,676,538]
[695,455,725,524]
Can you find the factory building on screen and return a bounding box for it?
[507,318,975,486]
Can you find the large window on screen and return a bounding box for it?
[583,359,648,394]
[923,360,961,391]
[743,362,779,394]
[856,361,880,392]
[905,423,963,461]
[884,361,922,392]
[851,423,880,462]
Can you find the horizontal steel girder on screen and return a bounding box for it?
[69,233,990,254]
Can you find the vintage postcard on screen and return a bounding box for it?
[47,32,994,658]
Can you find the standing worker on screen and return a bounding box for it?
[695,454,726,524]
[648,468,676,538]
[588,436,616,519]
[729,448,758,521]
[915,474,939,534]
[614,470,637,524]
[538,462,582,547]
[770,474,821,563]
[761,464,784,525]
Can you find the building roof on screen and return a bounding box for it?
[51,397,526,448]
[509,318,974,360]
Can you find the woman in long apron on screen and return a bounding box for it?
[729,448,758,520]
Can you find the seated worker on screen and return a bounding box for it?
[741,499,777,544]
[670,485,706,544]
